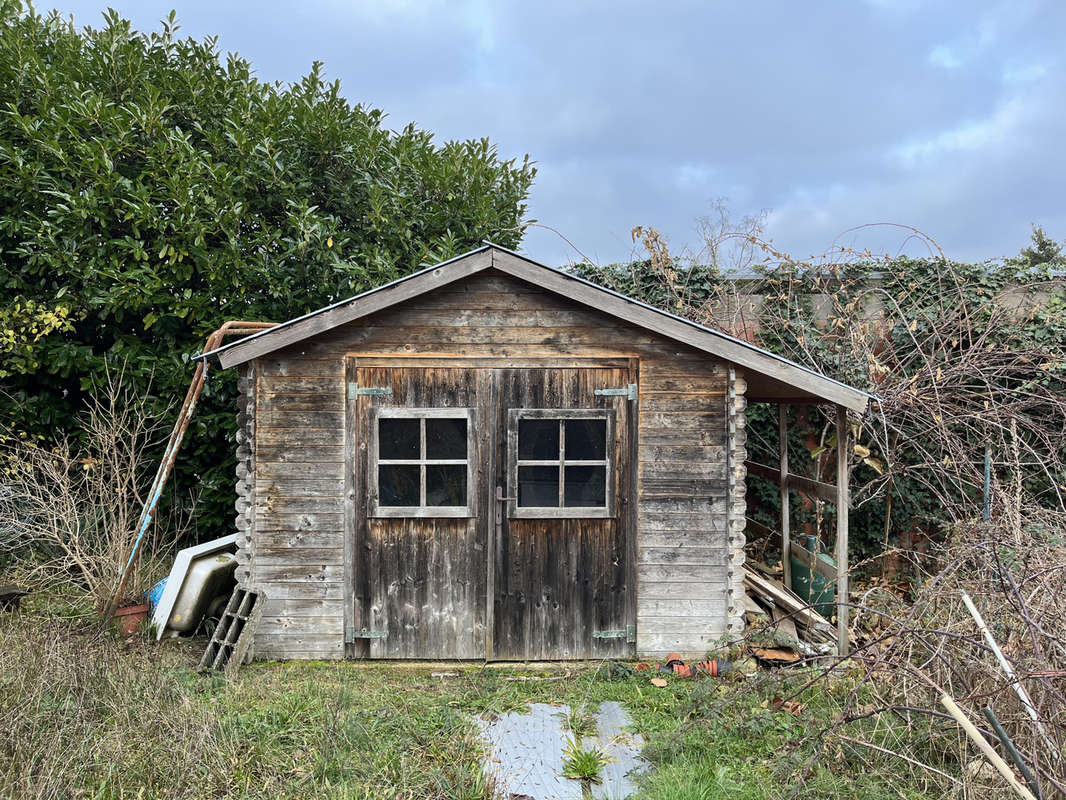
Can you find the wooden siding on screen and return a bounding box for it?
[634,356,730,658]
[239,269,741,660]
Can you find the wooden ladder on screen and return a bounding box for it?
[199,587,265,676]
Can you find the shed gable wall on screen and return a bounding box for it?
[241,269,743,660]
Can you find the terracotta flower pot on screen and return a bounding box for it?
[113,602,150,636]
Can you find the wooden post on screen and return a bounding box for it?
[835,405,850,656]
[778,404,791,589]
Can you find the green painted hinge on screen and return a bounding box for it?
[345,625,387,641]
[347,383,392,399]
[594,383,637,401]
[593,624,636,643]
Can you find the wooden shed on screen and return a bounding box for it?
[202,244,873,661]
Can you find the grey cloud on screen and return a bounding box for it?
[43,1,1066,265]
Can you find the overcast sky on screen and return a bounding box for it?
[47,1,1066,267]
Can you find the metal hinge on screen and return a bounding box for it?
[347,383,392,399]
[594,383,637,401]
[593,624,636,643]
[345,625,387,641]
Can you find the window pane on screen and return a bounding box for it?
[565,419,607,460]
[379,465,419,506]
[379,418,419,459]
[426,464,467,506]
[518,465,559,507]
[426,417,467,460]
[564,465,607,507]
[518,418,559,460]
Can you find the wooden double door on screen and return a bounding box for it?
[345,358,635,660]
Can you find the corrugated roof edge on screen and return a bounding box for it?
[197,241,879,406]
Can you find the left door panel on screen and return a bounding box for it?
[346,363,488,659]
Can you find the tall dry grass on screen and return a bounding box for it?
[0,615,234,799]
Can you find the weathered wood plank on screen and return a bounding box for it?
[257,530,344,549]
[639,360,726,379]
[636,615,725,634]
[397,290,553,311]
[252,635,344,660]
[639,478,727,499]
[638,546,726,565]
[258,615,344,634]
[261,598,345,617]
[257,376,341,394]
[256,445,344,463]
[639,461,725,480]
[350,355,631,369]
[637,427,724,447]
[251,581,344,600]
[257,410,344,429]
[640,393,726,412]
[637,630,725,656]
[257,462,344,480]
[258,477,345,497]
[640,531,728,549]
[372,308,633,328]
[255,548,345,566]
[640,375,725,392]
[255,565,344,583]
[638,565,727,584]
[256,393,343,412]
[638,497,726,514]
[255,496,343,515]
[298,324,660,349]
[257,357,344,378]
[637,597,726,617]
[639,410,726,430]
[635,580,729,597]
[639,444,726,462]
[257,512,344,530]
[638,506,728,525]
[257,428,343,446]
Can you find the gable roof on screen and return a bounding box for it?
[201,243,876,413]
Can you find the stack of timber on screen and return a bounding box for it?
[742,563,838,656]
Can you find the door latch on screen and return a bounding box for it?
[494,486,516,531]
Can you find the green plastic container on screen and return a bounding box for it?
[790,535,836,619]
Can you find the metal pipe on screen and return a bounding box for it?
[983,705,1043,800]
[984,445,992,521]
[101,322,275,623]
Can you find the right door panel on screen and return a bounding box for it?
[492,366,634,660]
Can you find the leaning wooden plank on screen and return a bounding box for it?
[743,566,837,643]
[939,694,1037,800]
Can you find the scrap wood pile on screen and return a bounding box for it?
[741,562,840,663]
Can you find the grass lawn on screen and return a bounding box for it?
[0,612,950,800]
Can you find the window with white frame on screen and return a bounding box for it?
[508,409,615,518]
[370,408,475,517]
